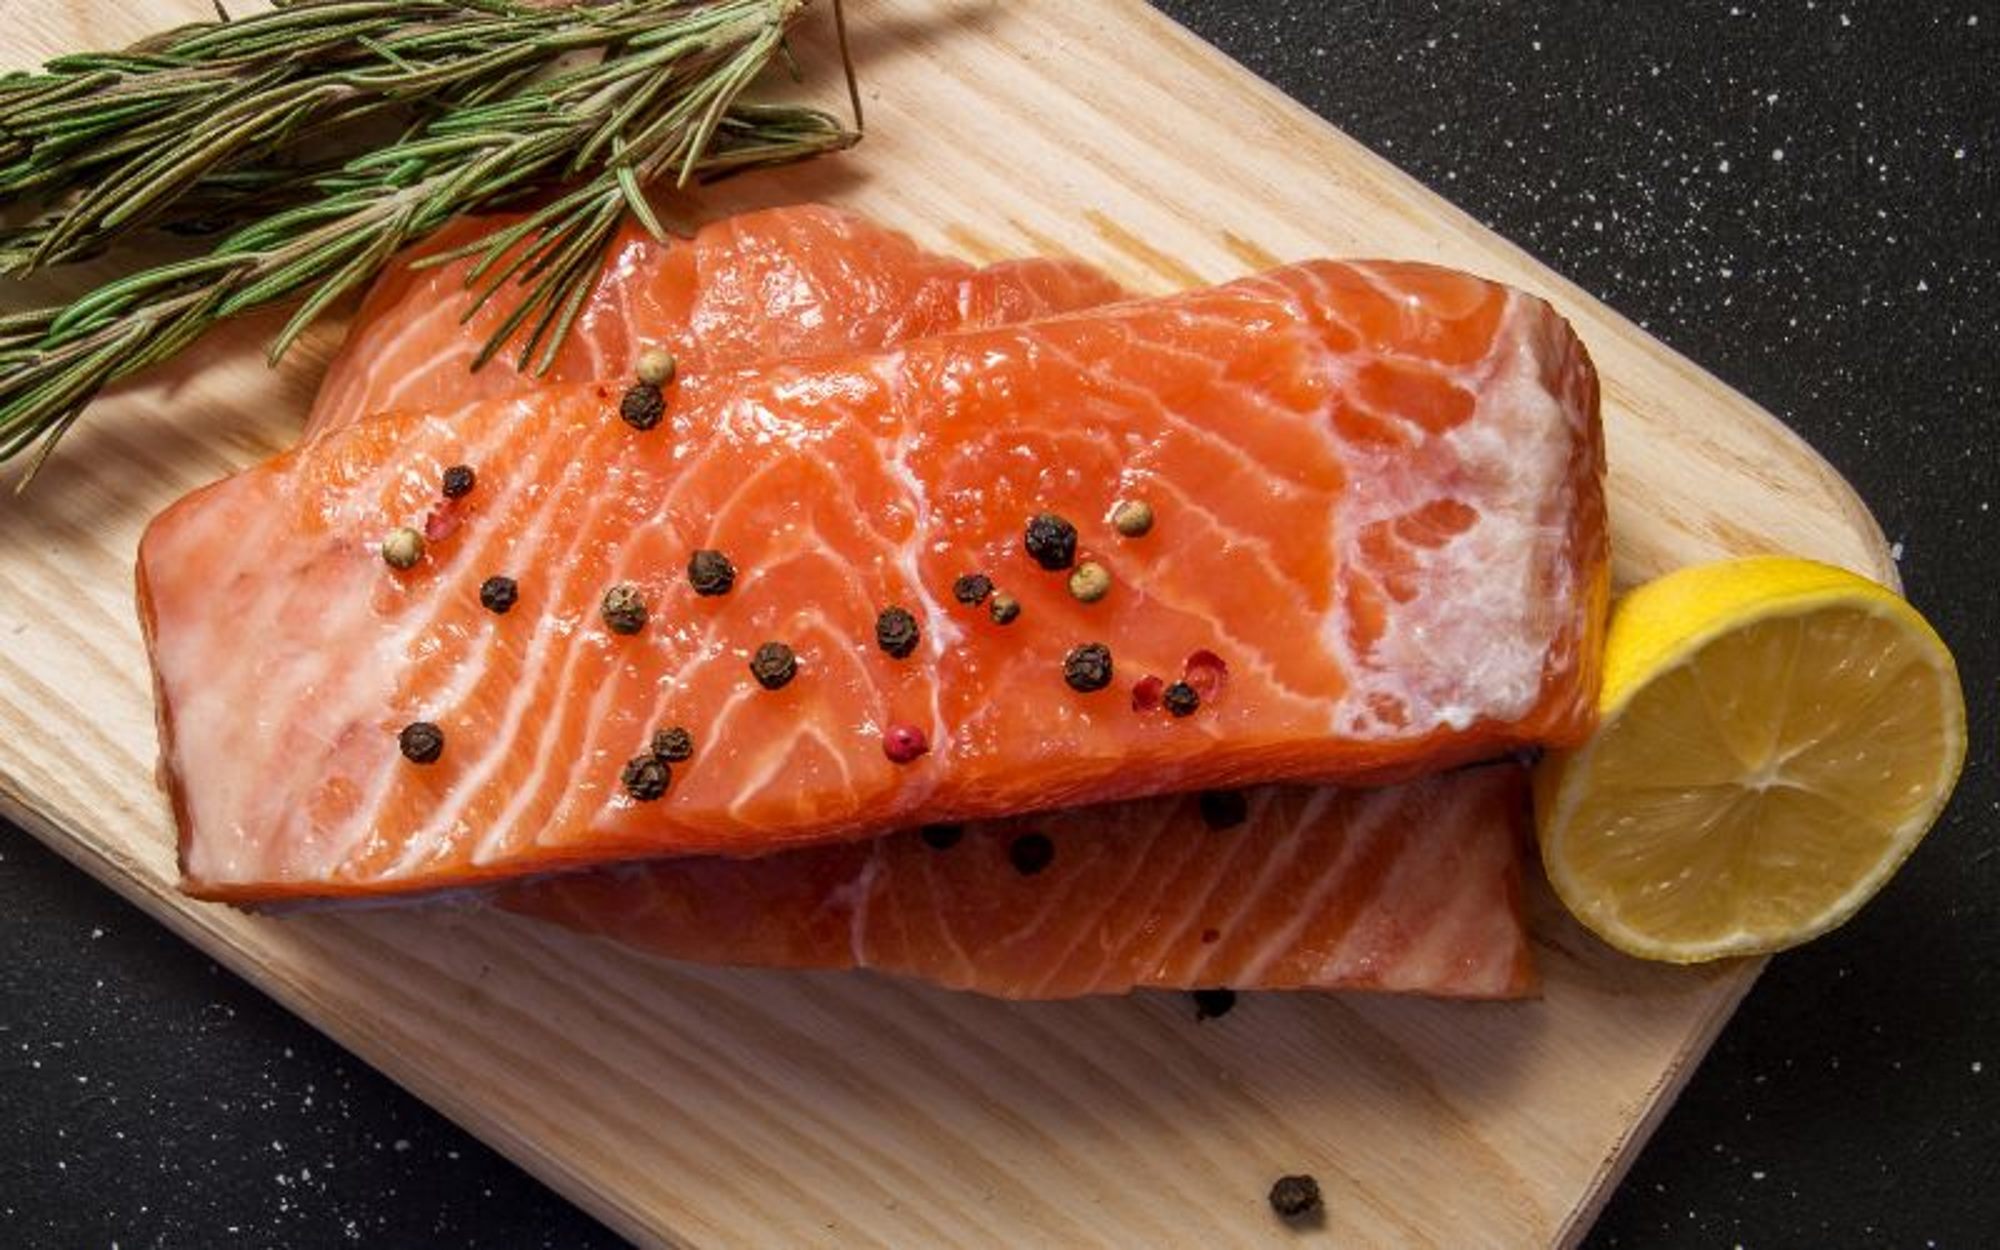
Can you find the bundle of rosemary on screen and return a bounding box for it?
[0,0,858,472]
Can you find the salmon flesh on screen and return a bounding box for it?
[265,206,1557,997]
[140,243,1604,907]
[500,768,1537,999]
[305,206,1128,439]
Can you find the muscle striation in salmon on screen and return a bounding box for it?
[141,249,1603,902]
[499,768,1538,1000]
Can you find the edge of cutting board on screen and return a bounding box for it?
[0,1,1900,1245]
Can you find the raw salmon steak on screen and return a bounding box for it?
[140,257,1605,900]
[500,768,1537,1000]
[305,204,1127,439]
[301,204,1537,998]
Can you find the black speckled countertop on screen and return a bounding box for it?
[3,3,1995,1246]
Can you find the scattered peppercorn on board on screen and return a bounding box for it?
[0,2,1899,1246]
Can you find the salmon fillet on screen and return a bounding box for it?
[292,205,1543,996]
[499,768,1537,1000]
[304,204,1128,439]
[141,257,1604,901]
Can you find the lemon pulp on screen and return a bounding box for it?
[1534,556,1966,963]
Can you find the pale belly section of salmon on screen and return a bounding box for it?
[139,254,1605,902]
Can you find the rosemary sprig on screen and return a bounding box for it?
[0,0,780,273]
[0,0,857,475]
[0,163,340,272]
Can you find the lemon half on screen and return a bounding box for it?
[1534,556,1967,963]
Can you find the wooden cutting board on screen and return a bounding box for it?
[0,2,1896,1245]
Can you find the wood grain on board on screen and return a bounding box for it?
[0,1,1895,1246]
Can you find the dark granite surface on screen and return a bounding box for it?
[4,2,1995,1245]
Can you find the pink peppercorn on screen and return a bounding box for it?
[423,502,462,543]
[1131,674,1165,712]
[883,723,930,763]
[1184,649,1229,701]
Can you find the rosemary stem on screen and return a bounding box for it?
[0,0,858,478]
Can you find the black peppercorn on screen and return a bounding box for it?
[1199,789,1249,831]
[398,721,444,764]
[952,572,993,605]
[1063,643,1113,693]
[440,464,476,498]
[619,381,666,430]
[1023,512,1079,570]
[988,591,1021,625]
[1192,988,1236,1021]
[1163,681,1200,717]
[620,753,670,801]
[601,584,647,634]
[1008,832,1054,876]
[1267,1174,1322,1221]
[651,726,694,762]
[478,575,518,614]
[750,641,797,690]
[919,823,963,850]
[875,605,920,658]
[688,549,736,596]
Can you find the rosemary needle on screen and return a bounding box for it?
[0,0,857,477]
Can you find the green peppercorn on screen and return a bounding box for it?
[750,641,798,690]
[398,721,444,764]
[688,549,736,596]
[619,381,666,430]
[651,726,694,762]
[1023,512,1079,570]
[1163,680,1200,717]
[1111,499,1154,537]
[952,572,993,605]
[381,527,424,570]
[478,575,518,614]
[1068,561,1112,603]
[1063,643,1114,693]
[441,464,476,499]
[876,605,920,658]
[601,584,647,634]
[620,753,670,801]
[988,591,1021,625]
[635,347,677,387]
